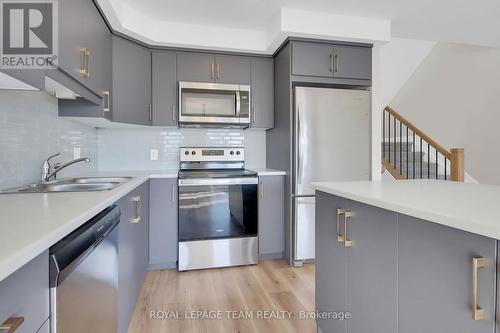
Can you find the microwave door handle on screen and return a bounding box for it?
[235,91,241,117]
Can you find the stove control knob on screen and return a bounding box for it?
[184,151,189,155]
[236,151,241,155]
[191,151,196,155]
[230,151,234,155]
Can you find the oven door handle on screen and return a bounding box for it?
[179,177,258,186]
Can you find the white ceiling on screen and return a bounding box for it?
[100,0,500,52]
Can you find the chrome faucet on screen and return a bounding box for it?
[41,152,90,183]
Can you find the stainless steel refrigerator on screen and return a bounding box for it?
[293,87,371,265]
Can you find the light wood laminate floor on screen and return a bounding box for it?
[128,260,316,333]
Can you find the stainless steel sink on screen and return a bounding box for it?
[0,176,132,194]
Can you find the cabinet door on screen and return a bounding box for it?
[315,192,347,333]
[149,178,178,268]
[177,52,214,83]
[291,42,333,77]
[152,52,177,126]
[112,36,152,125]
[117,182,150,333]
[333,45,372,80]
[345,200,397,333]
[58,0,85,83]
[84,0,112,102]
[251,58,274,129]
[214,55,250,84]
[258,175,284,258]
[398,214,496,333]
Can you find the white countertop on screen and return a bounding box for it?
[0,170,177,283]
[248,168,286,176]
[311,180,500,241]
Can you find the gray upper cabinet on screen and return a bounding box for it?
[251,58,274,129]
[177,52,250,84]
[292,42,334,78]
[112,36,152,125]
[344,199,397,333]
[152,51,177,126]
[332,45,372,80]
[214,55,250,84]
[58,0,85,83]
[291,41,372,81]
[149,179,178,268]
[117,181,150,333]
[315,192,347,333]
[258,175,284,258]
[398,214,496,333]
[177,52,214,83]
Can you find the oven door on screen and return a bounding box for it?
[178,177,258,241]
[178,82,250,126]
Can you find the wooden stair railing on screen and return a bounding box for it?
[382,106,464,182]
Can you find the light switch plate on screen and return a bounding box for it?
[73,147,81,159]
[150,149,159,161]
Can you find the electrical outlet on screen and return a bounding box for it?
[150,149,159,161]
[73,147,81,159]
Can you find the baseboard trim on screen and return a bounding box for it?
[259,252,284,260]
[148,262,177,270]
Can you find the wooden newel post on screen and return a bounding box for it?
[450,148,464,182]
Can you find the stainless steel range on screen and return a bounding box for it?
[178,147,258,271]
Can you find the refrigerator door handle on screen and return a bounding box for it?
[294,102,303,194]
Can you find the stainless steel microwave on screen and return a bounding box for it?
[178,82,251,128]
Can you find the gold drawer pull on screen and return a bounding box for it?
[343,210,353,247]
[472,257,486,320]
[131,195,141,224]
[0,317,24,333]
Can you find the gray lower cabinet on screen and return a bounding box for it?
[149,178,178,269]
[315,192,347,333]
[112,36,152,125]
[250,58,274,129]
[258,175,284,259]
[0,251,49,333]
[398,214,496,333]
[291,41,372,81]
[152,51,177,126]
[117,181,150,333]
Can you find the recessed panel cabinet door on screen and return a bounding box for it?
[315,192,347,333]
[345,200,397,333]
[112,36,152,125]
[398,214,496,333]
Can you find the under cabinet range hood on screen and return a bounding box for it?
[178,82,251,128]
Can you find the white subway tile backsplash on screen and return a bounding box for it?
[0,91,98,190]
[98,128,266,171]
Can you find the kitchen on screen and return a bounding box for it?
[1,0,499,333]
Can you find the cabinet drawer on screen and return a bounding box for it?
[0,252,49,333]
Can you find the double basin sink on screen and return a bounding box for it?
[1,177,132,194]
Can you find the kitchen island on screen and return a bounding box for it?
[311,180,500,333]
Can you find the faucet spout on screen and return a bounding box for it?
[43,157,90,182]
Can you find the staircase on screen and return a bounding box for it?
[382,106,464,181]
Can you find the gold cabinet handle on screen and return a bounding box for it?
[336,208,345,243]
[210,63,214,81]
[131,195,141,223]
[103,91,111,112]
[216,63,220,80]
[472,257,486,320]
[0,317,24,333]
[79,48,87,75]
[343,210,353,247]
[85,50,90,77]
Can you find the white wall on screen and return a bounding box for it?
[371,37,436,180]
[391,43,500,185]
[97,128,266,171]
[0,91,98,189]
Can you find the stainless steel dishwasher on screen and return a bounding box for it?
[49,205,120,333]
